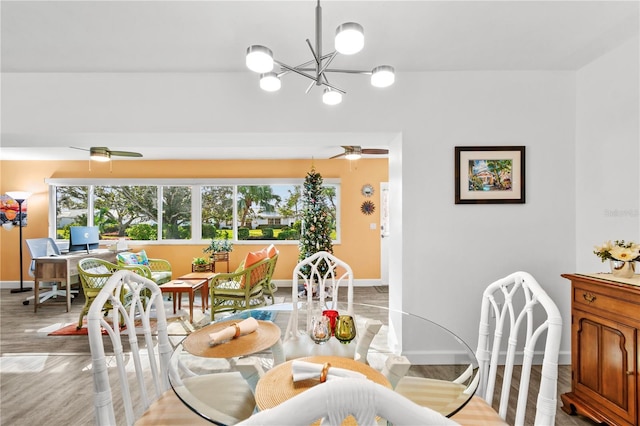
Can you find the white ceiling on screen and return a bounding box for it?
[1,0,638,161]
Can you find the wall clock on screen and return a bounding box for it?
[361,184,374,197]
[360,200,375,215]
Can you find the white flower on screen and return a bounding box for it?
[609,246,638,262]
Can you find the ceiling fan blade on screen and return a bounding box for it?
[330,152,346,159]
[109,150,143,158]
[70,146,90,152]
[361,148,389,155]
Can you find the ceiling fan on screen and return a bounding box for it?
[71,146,143,162]
[330,146,389,160]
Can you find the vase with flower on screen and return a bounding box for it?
[593,240,640,279]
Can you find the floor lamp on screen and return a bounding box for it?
[7,191,32,293]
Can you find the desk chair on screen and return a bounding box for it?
[24,238,78,306]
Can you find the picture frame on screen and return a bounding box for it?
[455,146,525,204]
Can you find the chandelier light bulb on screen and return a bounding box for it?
[246,45,274,73]
[371,65,395,88]
[322,88,343,105]
[259,72,281,92]
[335,22,364,55]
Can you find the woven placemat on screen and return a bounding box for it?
[183,320,281,358]
[255,355,391,411]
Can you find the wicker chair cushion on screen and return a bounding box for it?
[151,271,172,285]
[85,265,110,275]
[117,250,150,266]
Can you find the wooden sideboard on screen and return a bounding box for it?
[561,273,640,426]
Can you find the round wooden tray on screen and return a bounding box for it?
[255,355,391,411]
[183,319,281,358]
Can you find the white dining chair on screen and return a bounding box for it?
[450,271,562,426]
[87,270,256,425]
[282,251,381,362]
[236,378,460,426]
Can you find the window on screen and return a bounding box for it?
[47,179,339,244]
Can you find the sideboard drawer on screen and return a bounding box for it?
[573,280,640,325]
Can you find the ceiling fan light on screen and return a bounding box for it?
[90,148,111,162]
[335,22,364,55]
[246,45,274,73]
[322,88,343,106]
[344,146,362,160]
[259,72,281,92]
[371,65,395,88]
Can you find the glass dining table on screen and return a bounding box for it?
[168,302,479,425]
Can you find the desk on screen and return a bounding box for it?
[33,249,117,313]
[169,302,478,424]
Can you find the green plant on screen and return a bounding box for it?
[594,240,640,262]
[203,234,234,254]
[192,257,209,265]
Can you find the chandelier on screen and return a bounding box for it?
[245,0,395,106]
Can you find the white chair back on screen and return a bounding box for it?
[87,270,171,426]
[283,251,356,359]
[236,379,460,426]
[475,271,562,425]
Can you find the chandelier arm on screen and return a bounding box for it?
[305,39,320,64]
[304,80,316,94]
[318,51,339,81]
[323,68,373,75]
[320,80,346,94]
[275,60,319,82]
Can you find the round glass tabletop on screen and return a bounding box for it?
[168,302,479,425]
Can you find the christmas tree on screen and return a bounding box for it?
[299,167,333,279]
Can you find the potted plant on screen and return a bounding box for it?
[593,239,640,278]
[203,232,234,262]
[192,256,211,272]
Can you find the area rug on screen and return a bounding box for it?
[47,321,111,336]
[45,318,190,336]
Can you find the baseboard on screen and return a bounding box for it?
[0,280,34,290]
[0,279,386,290]
[272,279,383,288]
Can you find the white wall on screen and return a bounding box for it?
[3,48,638,361]
[576,35,640,273]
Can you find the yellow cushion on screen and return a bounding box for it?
[450,396,508,426]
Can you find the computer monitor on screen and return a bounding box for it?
[68,226,100,253]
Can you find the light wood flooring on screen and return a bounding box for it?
[0,286,598,426]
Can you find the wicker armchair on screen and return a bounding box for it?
[210,256,278,318]
[116,250,172,284]
[77,258,146,329]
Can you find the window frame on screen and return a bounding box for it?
[46,178,341,246]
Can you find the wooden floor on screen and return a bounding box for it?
[0,286,598,426]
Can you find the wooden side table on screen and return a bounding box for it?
[211,252,230,273]
[159,279,207,323]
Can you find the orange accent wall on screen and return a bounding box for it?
[0,159,388,282]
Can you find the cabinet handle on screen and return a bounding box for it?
[582,292,596,303]
[627,371,634,376]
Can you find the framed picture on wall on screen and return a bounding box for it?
[455,146,526,204]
